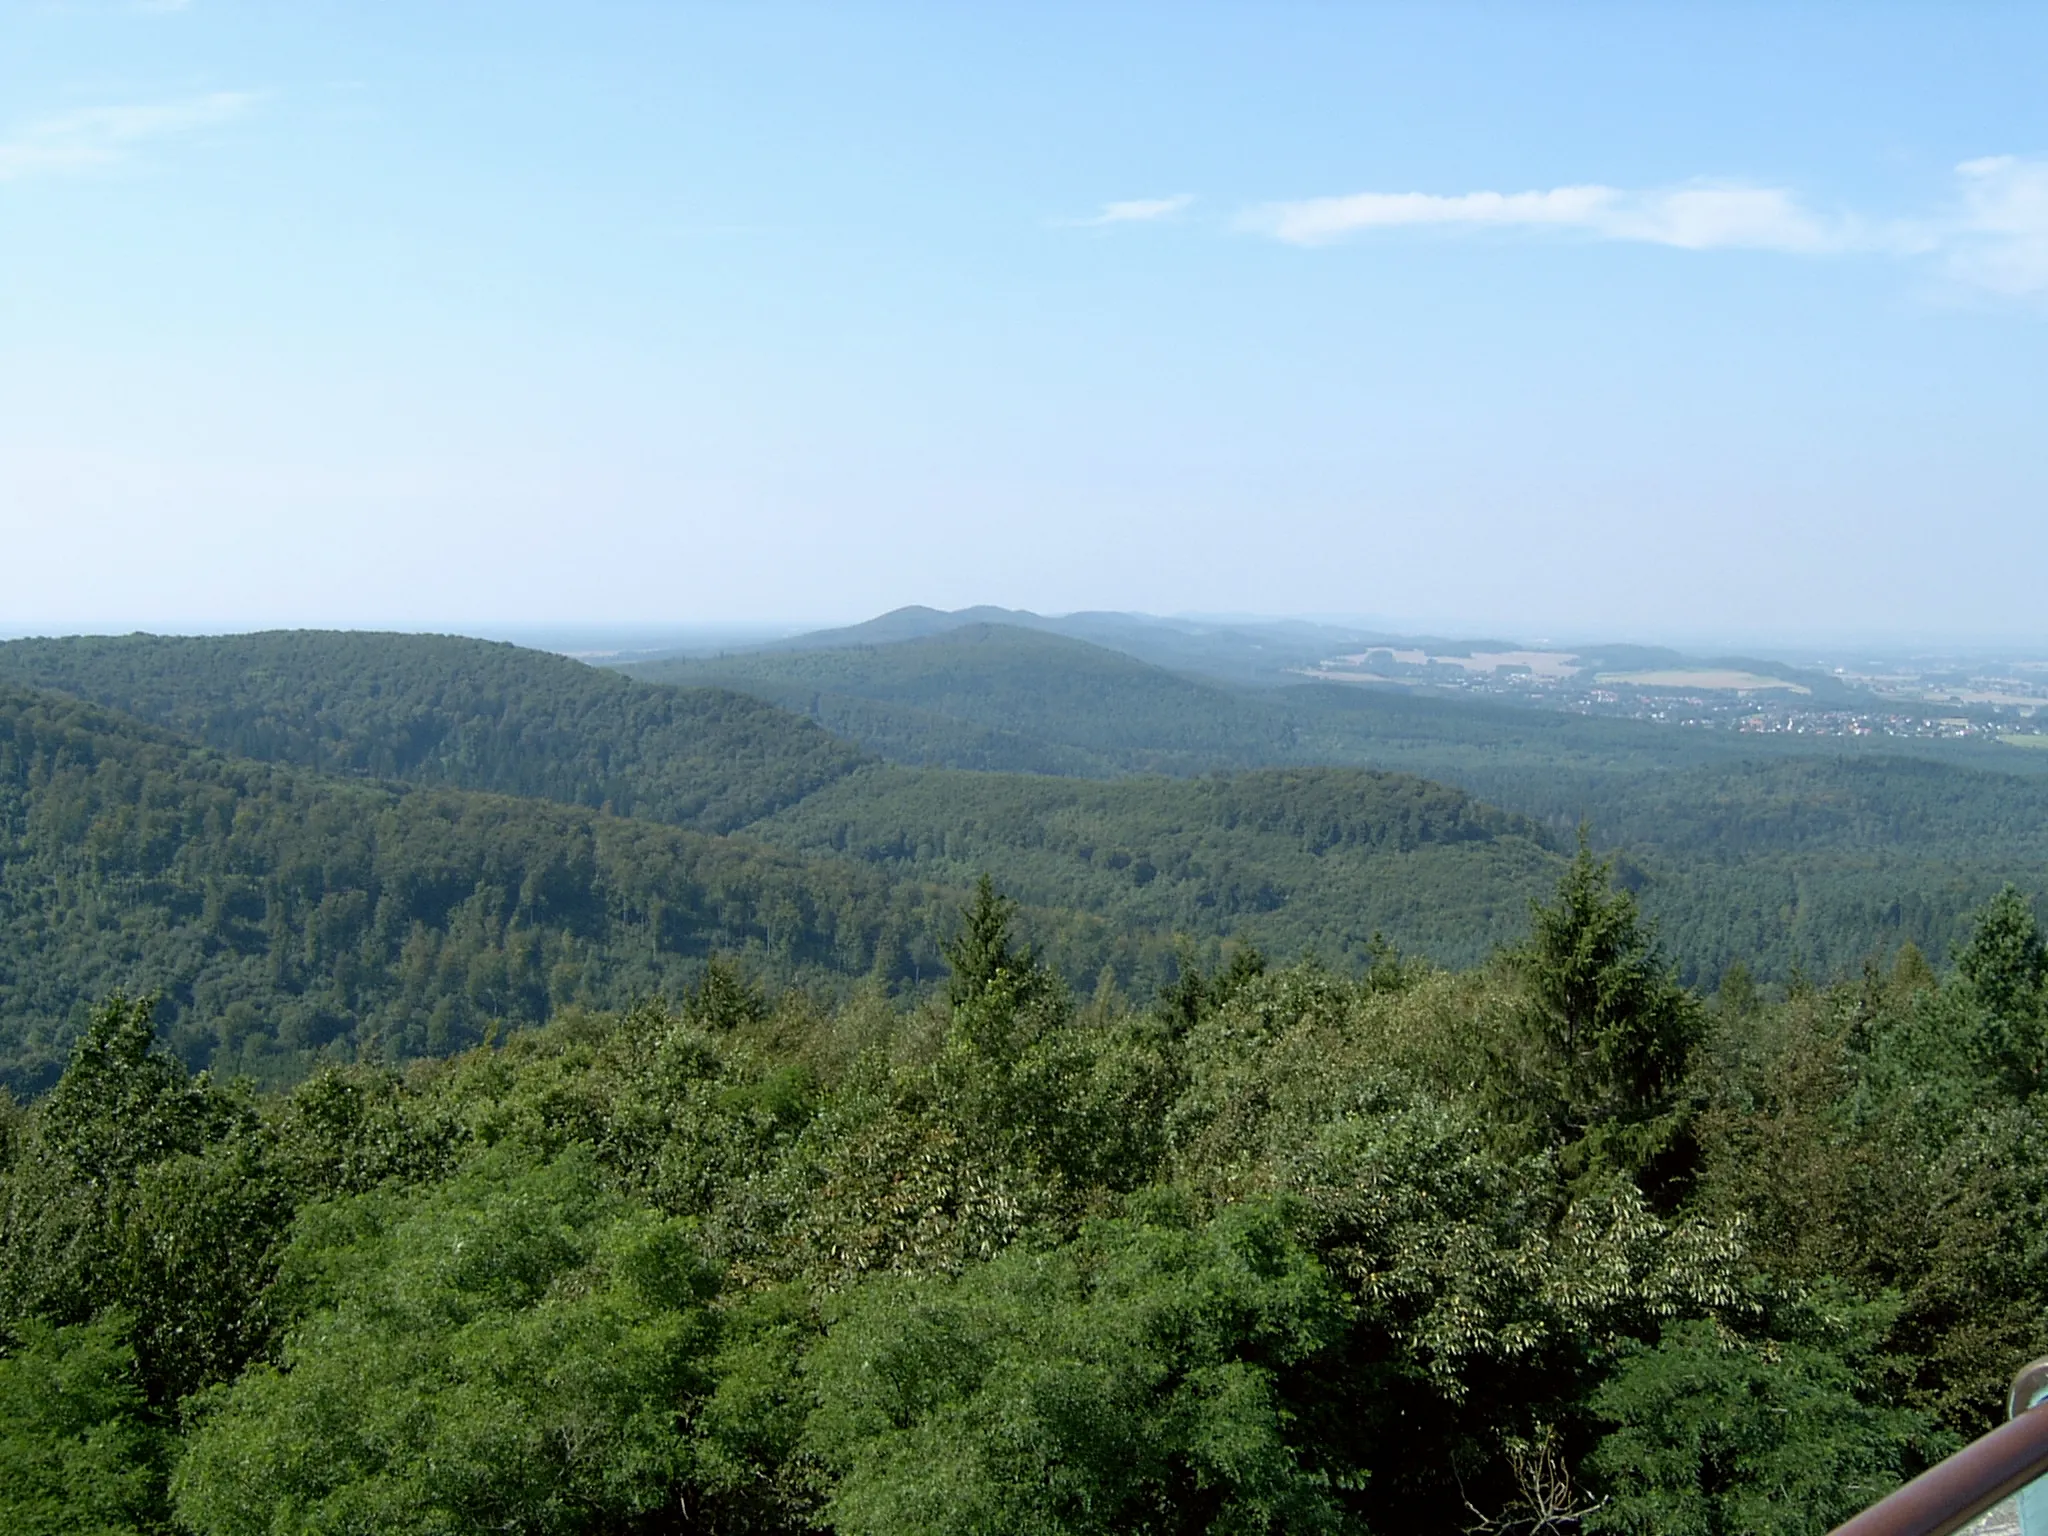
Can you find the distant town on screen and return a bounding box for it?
[1302,644,2048,744]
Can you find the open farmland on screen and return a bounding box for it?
[1596,668,1811,693]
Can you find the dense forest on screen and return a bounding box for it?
[0,685,1183,1095]
[626,620,2048,793]
[0,676,1555,1092]
[0,631,868,833]
[742,754,2048,985]
[746,764,1561,970]
[6,628,2048,1093]
[7,860,2048,1533]
[634,626,2048,979]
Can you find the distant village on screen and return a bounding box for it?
[1304,645,2048,744]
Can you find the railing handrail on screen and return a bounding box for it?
[1830,1401,2048,1536]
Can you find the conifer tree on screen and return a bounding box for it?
[1514,835,1700,1148]
[941,875,1061,1066]
[1957,884,2048,1090]
[944,875,1030,1007]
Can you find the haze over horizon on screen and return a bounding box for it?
[6,604,2039,666]
[6,4,2047,642]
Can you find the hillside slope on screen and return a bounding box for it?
[0,685,979,1092]
[0,630,867,833]
[0,677,1597,1087]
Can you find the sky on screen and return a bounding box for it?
[3,3,2046,645]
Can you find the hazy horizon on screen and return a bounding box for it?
[6,604,2047,665]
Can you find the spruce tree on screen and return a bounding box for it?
[1515,835,1700,1147]
[944,874,1029,1007]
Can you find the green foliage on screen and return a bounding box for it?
[750,763,1563,975]
[0,996,258,1397]
[172,1145,721,1536]
[0,926,2018,1536]
[1586,1305,1930,1536]
[5,624,2048,1532]
[691,1283,825,1530]
[0,1316,170,1536]
[944,874,1031,1007]
[805,1204,1351,1536]
[1690,891,2048,1435]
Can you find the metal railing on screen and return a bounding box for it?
[1830,1362,2048,1536]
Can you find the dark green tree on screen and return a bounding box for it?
[0,1316,171,1536]
[686,956,768,1032]
[1587,1304,1929,1536]
[1510,837,1701,1178]
[0,996,249,1393]
[805,1202,1351,1536]
[1158,946,1268,1037]
[939,876,1065,1070]
[1956,885,2048,1090]
[944,875,1031,1007]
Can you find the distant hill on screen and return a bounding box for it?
[666,604,1863,700]
[0,630,869,833]
[631,622,2048,980]
[738,604,1035,651]
[623,617,2038,813]
[681,604,1390,686]
[625,623,1301,775]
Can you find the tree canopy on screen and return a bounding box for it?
[2,866,2033,1534]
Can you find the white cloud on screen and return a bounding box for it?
[0,91,255,182]
[1246,185,1614,244]
[1071,194,1195,227]
[1945,156,2048,298]
[1601,186,1839,252]
[1242,180,1844,253]
[1234,161,2048,304]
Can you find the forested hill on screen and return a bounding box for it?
[0,676,1584,1091]
[0,630,867,833]
[695,601,1400,684]
[627,623,1298,776]
[0,684,990,1093]
[747,764,1562,971]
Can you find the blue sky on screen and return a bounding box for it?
[4,3,2046,644]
